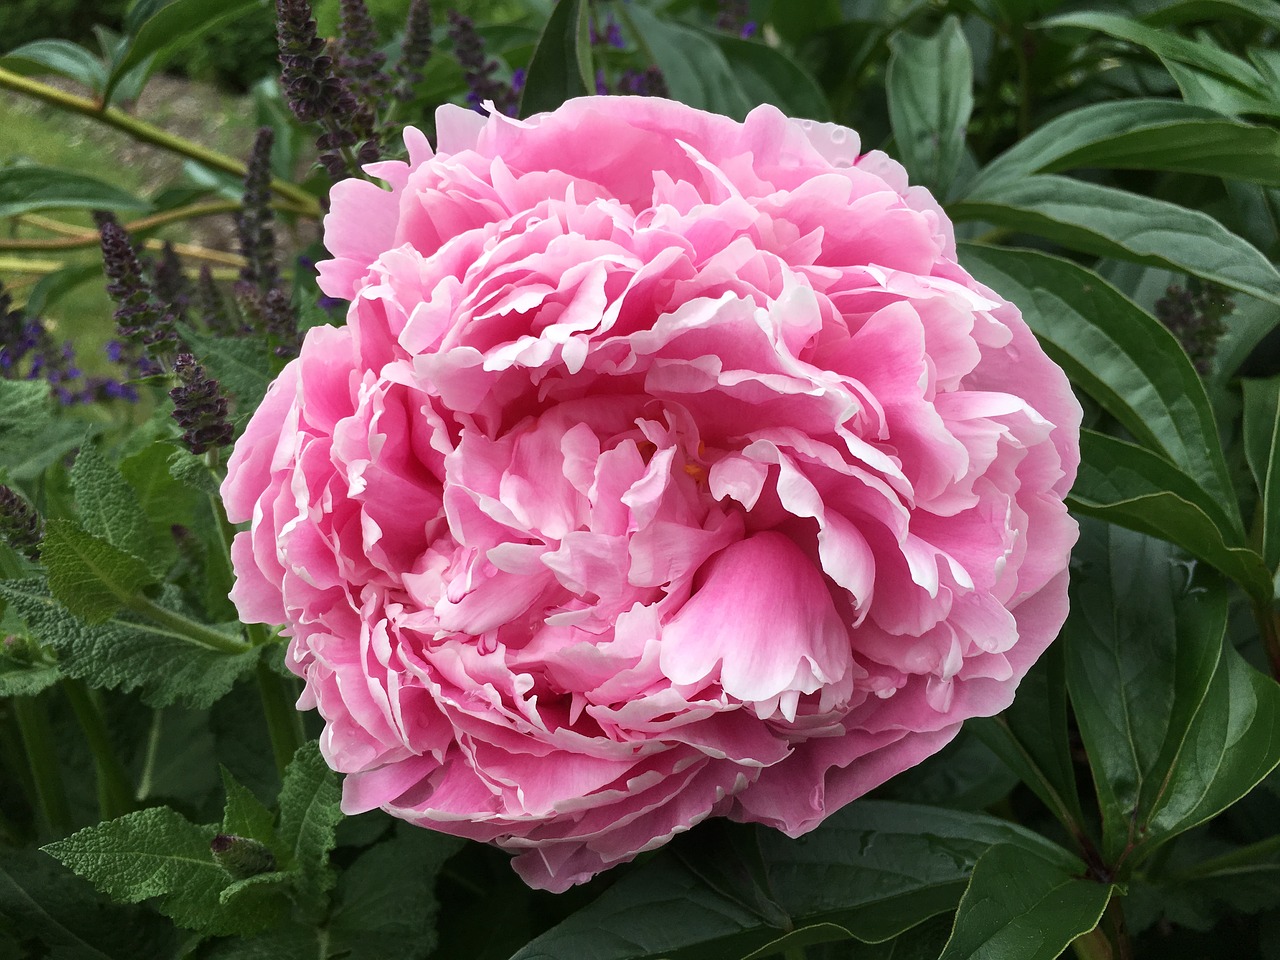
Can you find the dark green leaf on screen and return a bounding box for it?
[276,741,342,908]
[886,16,973,196]
[1067,430,1271,601]
[70,442,156,575]
[0,578,256,708]
[970,644,1088,838]
[41,520,154,624]
[1063,520,1280,866]
[959,243,1238,522]
[1140,0,1280,29]
[620,5,753,119]
[972,100,1280,190]
[0,654,60,698]
[103,0,259,105]
[938,844,1113,960]
[952,176,1280,308]
[0,40,106,89]
[325,828,464,960]
[0,166,150,218]
[41,806,274,936]
[1242,377,1280,572]
[514,802,1066,960]
[715,35,832,122]
[518,0,592,117]
[220,768,275,846]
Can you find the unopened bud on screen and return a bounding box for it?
[210,834,277,879]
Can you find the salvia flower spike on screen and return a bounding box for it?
[0,484,42,561]
[170,353,234,455]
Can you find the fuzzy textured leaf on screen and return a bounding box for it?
[41,520,155,624]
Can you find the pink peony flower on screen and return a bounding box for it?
[222,97,1080,892]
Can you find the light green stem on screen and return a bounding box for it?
[0,66,322,217]
[62,679,135,820]
[13,695,72,836]
[124,594,252,655]
[257,657,306,778]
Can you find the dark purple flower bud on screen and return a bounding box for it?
[95,213,179,363]
[395,0,434,102]
[447,11,517,117]
[170,353,234,455]
[606,20,625,49]
[595,69,609,95]
[715,0,750,34]
[276,0,344,124]
[0,484,42,561]
[197,265,239,337]
[740,21,757,39]
[1155,281,1233,376]
[263,285,300,359]
[336,0,392,109]
[617,65,669,98]
[237,128,280,295]
[210,834,277,879]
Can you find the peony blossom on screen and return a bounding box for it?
[222,96,1080,892]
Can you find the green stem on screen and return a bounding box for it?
[124,594,252,655]
[256,657,305,778]
[0,66,322,217]
[13,695,72,836]
[62,679,135,820]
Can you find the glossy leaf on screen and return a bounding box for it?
[1062,520,1280,867]
[518,0,592,117]
[1140,0,1280,29]
[952,176,1280,309]
[938,844,1113,960]
[959,243,1238,521]
[970,645,1088,842]
[620,5,753,119]
[0,40,106,90]
[512,802,1064,960]
[1068,430,1271,602]
[972,100,1280,190]
[103,0,259,106]
[886,16,973,196]
[0,166,150,219]
[1243,377,1280,572]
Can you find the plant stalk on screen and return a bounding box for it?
[62,679,135,820]
[256,657,306,778]
[0,66,322,216]
[124,594,253,655]
[13,695,72,836]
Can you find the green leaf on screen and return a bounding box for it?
[70,443,156,575]
[103,0,259,106]
[972,100,1280,190]
[1242,377,1280,572]
[518,0,592,117]
[41,520,155,624]
[0,166,150,219]
[620,5,753,119]
[0,40,107,90]
[1067,430,1272,601]
[42,806,276,936]
[1140,0,1280,30]
[1041,11,1273,102]
[220,768,275,845]
[0,380,92,481]
[1063,520,1280,866]
[120,440,202,572]
[276,741,343,909]
[167,448,222,496]
[951,176,1280,308]
[714,35,832,122]
[324,828,465,960]
[970,644,1088,840]
[959,243,1238,522]
[0,578,256,708]
[938,844,1113,960]
[513,802,1066,960]
[0,848,175,960]
[181,327,272,413]
[0,654,60,698]
[886,16,974,197]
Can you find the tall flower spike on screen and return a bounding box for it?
[96,213,178,365]
[0,484,42,561]
[170,353,234,455]
[263,285,299,359]
[153,242,190,324]
[197,265,237,337]
[336,0,391,110]
[447,11,517,116]
[394,0,433,102]
[276,0,344,124]
[237,128,279,296]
